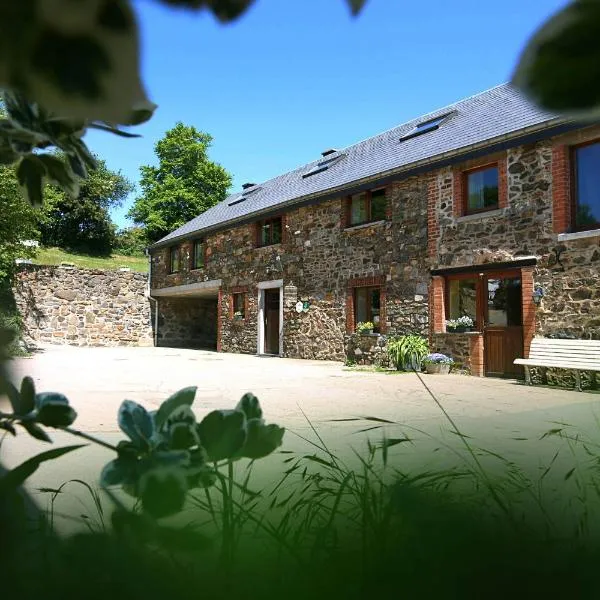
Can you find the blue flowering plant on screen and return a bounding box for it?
[423,353,455,365]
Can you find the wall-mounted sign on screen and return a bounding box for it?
[295,301,304,313]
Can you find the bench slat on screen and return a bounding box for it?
[529,341,600,348]
[514,360,600,371]
[528,354,600,362]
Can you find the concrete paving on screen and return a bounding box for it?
[2,345,600,531]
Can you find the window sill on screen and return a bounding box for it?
[557,229,600,242]
[190,267,205,272]
[256,243,282,249]
[456,209,503,223]
[344,220,386,232]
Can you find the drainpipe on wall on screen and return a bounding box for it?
[145,249,159,347]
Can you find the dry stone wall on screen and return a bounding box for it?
[13,265,153,347]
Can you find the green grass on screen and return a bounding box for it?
[32,247,148,273]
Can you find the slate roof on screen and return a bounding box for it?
[152,83,561,248]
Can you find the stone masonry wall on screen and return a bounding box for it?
[151,180,430,361]
[158,298,217,349]
[429,126,600,344]
[13,265,153,347]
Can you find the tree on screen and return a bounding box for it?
[114,225,147,256]
[128,123,232,243]
[0,166,39,280]
[39,158,133,256]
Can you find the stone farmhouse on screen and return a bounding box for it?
[149,83,600,377]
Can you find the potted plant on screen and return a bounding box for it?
[446,315,474,333]
[356,321,375,335]
[233,311,244,321]
[423,352,454,374]
[387,335,429,371]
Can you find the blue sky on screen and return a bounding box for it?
[91,0,569,228]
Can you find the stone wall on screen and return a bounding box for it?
[158,298,217,349]
[13,265,153,347]
[151,181,430,362]
[431,333,474,373]
[345,333,389,366]
[150,125,600,366]
[429,125,600,364]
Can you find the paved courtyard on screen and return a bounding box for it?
[2,345,600,528]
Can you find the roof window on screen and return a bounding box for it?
[302,153,346,179]
[228,184,262,206]
[399,112,454,142]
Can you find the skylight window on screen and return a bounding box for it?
[302,153,346,179]
[400,112,454,142]
[228,196,246,206]
[228,185,263,206]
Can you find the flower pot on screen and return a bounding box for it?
[425,363,450,375]
[359,330,373,335]
[448,326,467,333]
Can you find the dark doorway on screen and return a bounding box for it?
[483,274,523,377]
[263,289,280,355]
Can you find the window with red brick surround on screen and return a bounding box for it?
[230,286,249,320]
[552,144,571,233]
[346,276,386,333]
[571,140,600,232]
[453,157,507,217]
[191,239,206,270]
[344,187,389,227]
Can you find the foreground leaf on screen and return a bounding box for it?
[118,400,154,446]
[197,409,247,462]
[154,387,197,431]
[512,1,600,115]
[238,419,285,460]
[236,392,262,421]
[16,154,46,207]
[0,445,86,492]
[139,467,187,519]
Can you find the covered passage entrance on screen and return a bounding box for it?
[150,279,222,350]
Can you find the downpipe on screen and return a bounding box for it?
[145,249,159,347]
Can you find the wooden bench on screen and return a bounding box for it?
[514,337,600,391]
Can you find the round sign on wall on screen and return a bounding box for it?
[295,301,304,313]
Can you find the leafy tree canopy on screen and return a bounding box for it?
[0,165,39,280]
[128,123,232,243]
[39,157,133,256]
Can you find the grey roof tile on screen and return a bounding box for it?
[153,84,558,247]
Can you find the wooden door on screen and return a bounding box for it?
[484,274,524,377]
[264,289,280,355]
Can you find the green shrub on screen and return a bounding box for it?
[386,335,429,371]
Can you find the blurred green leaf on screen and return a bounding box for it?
[37,403,77,428]
[0,445,85,492]
[101,458,135,487]
[197,409,247,462]
[154,387,197,431]
[19,376,36,414]
[35,391,69,409]
[118,400,154,446]
[238,419,285,460]
[236,392,262,421]
[4,380,21,414]
[139,467,187,519]
[20,421,52,442]
[0,420,16,436]
[347,0,367,15]
[37,153,79,197]
[512,1,600,115]
[16,154,46,207]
